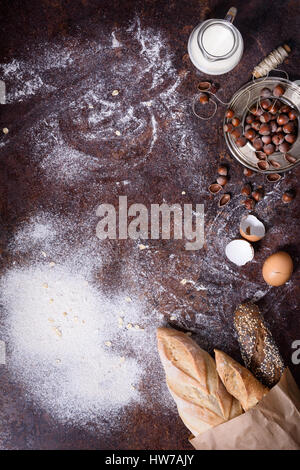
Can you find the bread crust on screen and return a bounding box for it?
[214,349,269,411]
[234,302,284,387]
[157,327,242,436]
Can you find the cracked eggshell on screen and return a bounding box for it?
[240,214,266,242]
[262,251,293,286]
[225,239,254,266]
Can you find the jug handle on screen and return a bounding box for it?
[224,7,237,23]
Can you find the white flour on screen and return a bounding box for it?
[1,212,172,428]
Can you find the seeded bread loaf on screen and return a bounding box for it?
[157,327,242,437]
[214,349,269,411]
[234,302,285,387]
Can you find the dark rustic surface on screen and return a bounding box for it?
[0,0,299,450]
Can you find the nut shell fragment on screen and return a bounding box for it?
[218,193,231,207]
[266,173,281,182]
[284,153,297,164]
[208,183,222,194]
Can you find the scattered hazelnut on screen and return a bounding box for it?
[217,165,228,176]
[243,198,256,210]
[282,190,295,203]
[241,184,252,196]
[217,175,228,186]
[199,93,209,104]
[243,168,254,177]
[252,189,264,202]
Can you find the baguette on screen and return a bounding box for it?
[157,327,242,436]
[215,349,269,411]
[234,302,285,387]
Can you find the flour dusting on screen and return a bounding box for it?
[2,212,173,428]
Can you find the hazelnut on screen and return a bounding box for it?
[285,133,296,144]
[259,123,271,136]
[288,110,298,120]
[225,109,234,118]
[282,122,295,134]
[260,87,272,97]
[224,123,234,133]
[252,189,264,201]
[199,93,209,104]
[253,137,263,150]
[270,121,278,133]
[277,114,289,126]
[260,112,271,123]
[250,105,259,115]
[282,190,295,203]
[236,136,247,147]
[217,165,228,176]
[251,120,261,131]
[241,184,252,196]
[217,175,228,186]
[260,99,272,110]
[243,198,256,210]
[273,84,285,97]
[243,168,254,177]
[262,135,272,144]
[232,117,241,127]
[280,104,291,114]
[231,128,241,140]
[246,114,255,124]
[279,142,291,153]
[272,133,285,145]
[244,128,256,140]
[269,101,280,114]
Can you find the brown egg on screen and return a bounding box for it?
[262,251,293,286]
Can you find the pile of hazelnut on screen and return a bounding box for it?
[224,84,298,170]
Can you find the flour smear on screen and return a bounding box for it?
[1,211,172,428]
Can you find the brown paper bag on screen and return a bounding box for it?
[190,369,300,450]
